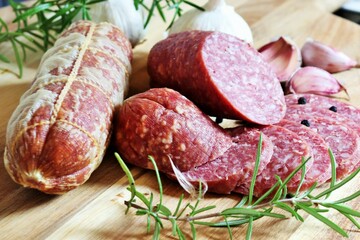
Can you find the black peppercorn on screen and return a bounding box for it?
[329,106,337,112]
[297,97,307,105]
[301,119,310,127]
[215,117,223,124]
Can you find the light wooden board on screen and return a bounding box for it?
[1,0,360,239]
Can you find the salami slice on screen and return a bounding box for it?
[171,129,273,194]
[245,125,312,197]
[284,111,360,180]
[277,119,331,191]
[148,31,286,125]
[285,93,360,127]
[114,88,232,172]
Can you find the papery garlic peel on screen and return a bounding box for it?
[258,36,302,82]
[301,39,358,73]
[288,66,348,97]
[168,0,253,44]
[75,0,145,47]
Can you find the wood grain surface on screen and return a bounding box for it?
[1,0,360,239]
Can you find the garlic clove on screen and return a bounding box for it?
[288,66,348,97]
[75,0,146,47]
[258,36,302,82]
[301,39,358,73]
[168,0,253,44]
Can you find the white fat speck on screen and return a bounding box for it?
[162,133,173,144]
[175,105,185,114]
[179,143,186,152]
[140,115,147,122]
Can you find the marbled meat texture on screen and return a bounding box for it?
[285,94,360,127]
[4,20,132,194]
[147,30,286,125]
[114,88,233,172]
[284,110,360,180]
[277,119,331,191]
[250,125,312,197]
[171,129,273,194]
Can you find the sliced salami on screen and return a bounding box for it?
[148,31,286,125]
[242,125,312,197]
[171,129,273,194]
[284,111,360,180]
[114,88,232,172]
[277,119,331,191]
[285,94,360,127]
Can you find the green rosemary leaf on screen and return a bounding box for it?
[342,213,360,229]
[153,221,161,240]
[235,196,249,208]
[173,193,184,216]
[10,39,23,78]
[274,202,304,222]
[148,156,163,209]
[147,214,151,233]
[245,217,253,240]
[299,182,317,199]
[315,167,360,199]
[155,1,166,22]
[176,203,190,219]
[248,133,263,205]
[115,153,136,214]
[271,176,284,202]
[327,148,337,199]
[13,3,52,23]
[170,218,177,236]
[136,209,148,216]
[190,222,196,239]
[297,203,348,237]
[133,190,150,207]
[222,208,262,217]
[184,0,205,11]
[295,157,307,196]
[144,1,156,28]
[321,203,360,217]
[331,190,360,205]
[253,182,280,206]
[192,205,216,215]
[176,224,186,240]
[0,53,10,63]
[156,204,172,217]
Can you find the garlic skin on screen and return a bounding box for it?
[288,66,347,97]
[258,36,302,82]
[301,39,358,73]
[76,0,145,47]
[168,0,253,44]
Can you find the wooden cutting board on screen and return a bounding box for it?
[1,0,360,239]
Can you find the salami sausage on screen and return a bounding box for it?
[4,21,132,194]
[147,31,286,125]
[276,119,331,190]
[114,88,233,172]
[249,125,312,197]
[171,129,273,194]
[284,111,360,180]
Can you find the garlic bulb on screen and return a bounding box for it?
[169,0,253,44]
[76,0,145,47]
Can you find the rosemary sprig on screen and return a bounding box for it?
[0,0,203,78]
[115,138,360,239]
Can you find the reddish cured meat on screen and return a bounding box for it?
[172,129,273,194]
[251,125,312,197]
[285,93,360,126]
[284,111,360,180]
[4,21,132,194]
[148,31,286,125]
[114,88,233,172]
[277,119,331,191]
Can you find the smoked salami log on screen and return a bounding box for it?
[170,129,273,194]
[4,21,132,194]
[148,31,286,125]
[114,88,233,172]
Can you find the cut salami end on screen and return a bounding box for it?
[249,125,312,197]
[284,109,360,180]
[277,119,331,191]
[148,30,286,125]
[168,129,273,194]
[114,88,233,172]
